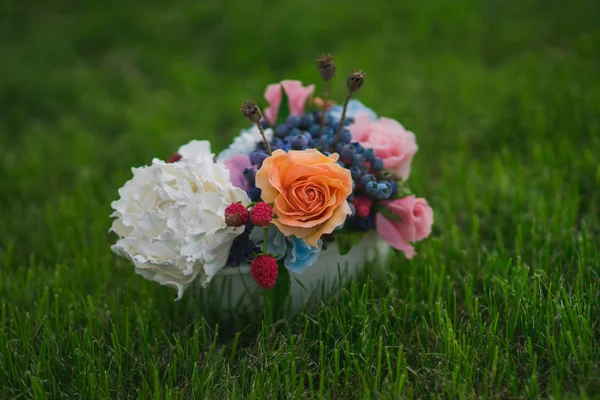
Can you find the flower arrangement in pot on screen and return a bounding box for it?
[110,53,434,312]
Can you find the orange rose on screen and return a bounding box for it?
[255,149,353,247]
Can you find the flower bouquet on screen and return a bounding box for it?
[110,54,433,313]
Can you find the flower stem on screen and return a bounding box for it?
[263,226,268,253]
[335,92,352,142]
[320,80,329,130]
[256,122,272,155]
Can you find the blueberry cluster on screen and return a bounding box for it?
[244,111,353,201]
[226,224,260,266]
[337,143,396,202]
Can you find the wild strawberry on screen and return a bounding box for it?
[250,202,274,227]
[250,255,278,289]
[224,203,249,227]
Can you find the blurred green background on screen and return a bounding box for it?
[1,0,600,398]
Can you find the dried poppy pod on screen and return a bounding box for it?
[347,69,366,94]
[241,101,271,155]
[317,52,336,81]
[240,100,263,123]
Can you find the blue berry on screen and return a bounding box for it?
[371,157,384,171]
[365,181,378,197]
[270,137,283,150]
[321,126,334,137]
[321,151,331,156]
[275,124,288,138]
[352,142,364,154]
[326,115,335,126]
[300,114,315,128]
[289,128,301,137]
[260,119,269,129]
[344,117,354,126]
[286,115,301,128]
[292,134,309,150]
[358,216,373,230]
[243,168,256,186]
[246,187,262,202]
[309,124,322,138]
[310,138,320,148]
[250,151,269,167]
[360,166,369,176]
[347,193,355,202]
[359,174,376,187]
[335,142,344,154]
[339,129,352,144]
[280,139,292,151]
[363,148,375,161]
[376,181,392,200]
[350,166,362,180]
[390,181,398,196]
[340,144,356,161]
[348,203,356,218]
[331,122,339,132]
[312,110,322,122]
[352,154,366,167]
[321,134,335,146]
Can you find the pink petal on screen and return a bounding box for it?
[384,196,415,221]
[281,80,315,116]
[223,154,252,190]
[263,83,282,126]
[354,111,375,125]
[348,121,369,142]
[413,198,434,241]
[375,213,416,259]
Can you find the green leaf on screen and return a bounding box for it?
[333,228,368,255]
[376,206,402,221]
[275,84,290,126]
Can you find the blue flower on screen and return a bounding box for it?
[284,236,323,274]
[249,225,288,259]
[329,100,377,123]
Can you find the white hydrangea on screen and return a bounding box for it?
[177,140,213,163]
[216,125,273,163]
[110,145,250,300]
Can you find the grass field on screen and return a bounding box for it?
[1,0,600,398]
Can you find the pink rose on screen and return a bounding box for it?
[263,80,315,126]
[348,117,418,180]
[375,196,433,259]
[223,154,252,190]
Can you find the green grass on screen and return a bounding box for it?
[1,0,600,398]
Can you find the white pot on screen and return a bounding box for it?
[196,232,391,315]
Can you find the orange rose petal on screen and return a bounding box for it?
[302,202,352,247]
[272,218,311,239]
[268,151,287,195]
[284,163,332,187]
[275,195,305,217]
[255,151,285,202]
[291,184,322,213]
